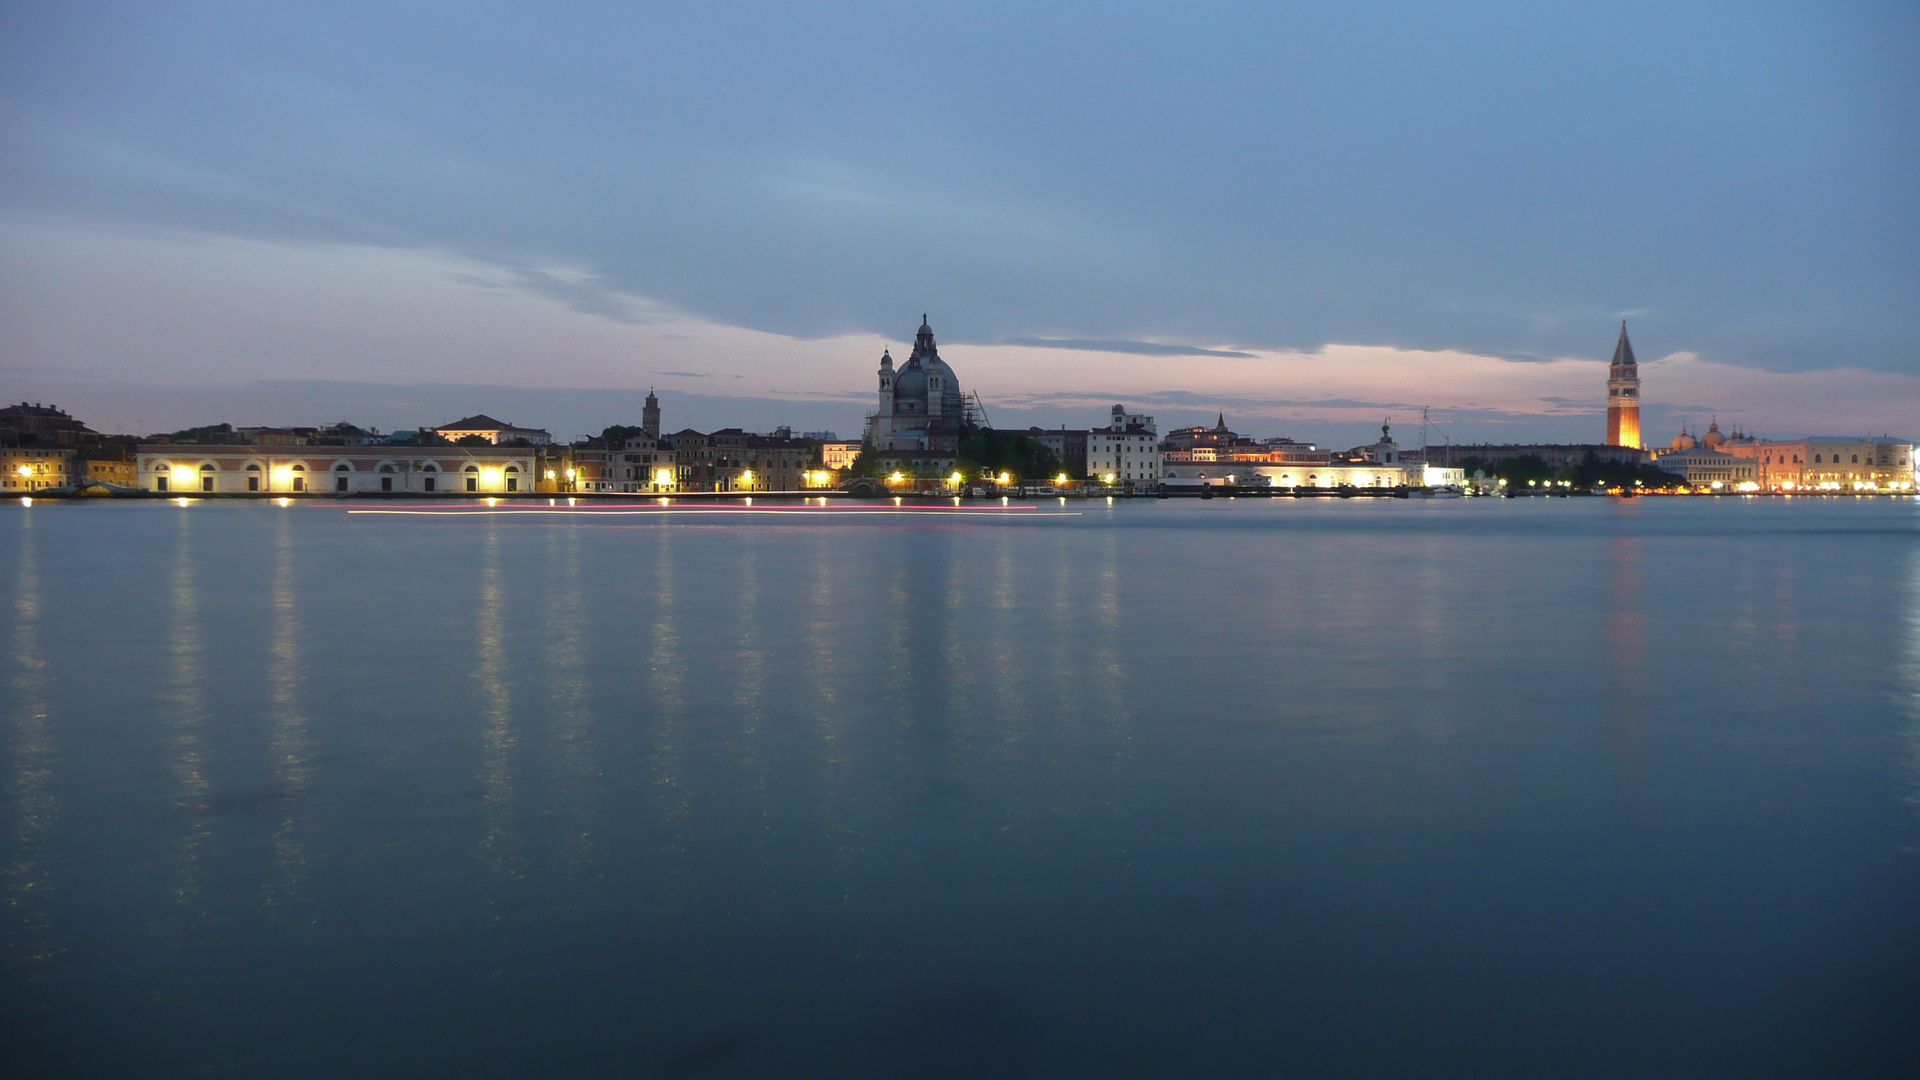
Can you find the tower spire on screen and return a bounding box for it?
[1606,322,1642,448]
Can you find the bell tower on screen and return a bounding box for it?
[1606,322,1641,449]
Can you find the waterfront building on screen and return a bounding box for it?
[0,402,100,446]
[2,447,75,492]
[820,441,862,471]
[1024,428,1088,477]
[1162,454,1410,490]
[1163,415,1259,452]
[534,439,666,494]
[1109,404,1156,433]
[865,316,965,454]
[666,429,826,492]
[1717,437,1915,491]
[1342,423,1402,465]
[432,414,553,446]
[1607,322,1642,449]
[554,439,615,492]
[136,445,538,494]
[79,445,139,487]
[1652,447,1758,488]
[866,445,960,480]
[1088,405,1161,487]
[605,431,678,492]
[1160,419,1410,488]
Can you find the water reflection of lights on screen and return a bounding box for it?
[8,517,58,962]
[477,526,519,874]
[543,525,594,872]
[167,515,211,915]
[267,516,311,904]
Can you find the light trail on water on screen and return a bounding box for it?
[342,503,1075,518]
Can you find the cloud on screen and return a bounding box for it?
[1,4,1913,375]
[1002,338,1257,359]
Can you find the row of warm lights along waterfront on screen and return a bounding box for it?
[3,320,1915,499]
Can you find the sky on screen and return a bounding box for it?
[2,1,1916,447]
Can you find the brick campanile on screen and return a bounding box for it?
[1606,322,1641,449]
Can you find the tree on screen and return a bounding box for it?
[957,430,1060,483]
[1492,454,1555,490]
[601,424,644,444]
[1560,453,1685,493]
[455,434,491,447]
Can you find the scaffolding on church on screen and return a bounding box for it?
[964,391,992,430]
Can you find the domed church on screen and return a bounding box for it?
[866,316,966,453]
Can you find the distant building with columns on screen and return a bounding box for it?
[137,445,538,495]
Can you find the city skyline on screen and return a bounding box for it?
[3,4,1917,446]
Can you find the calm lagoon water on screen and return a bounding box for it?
[3,496,1919,1077]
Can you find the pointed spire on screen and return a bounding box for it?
[1611,322,1637,369]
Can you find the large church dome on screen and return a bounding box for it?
[868,315,965,453]
[1671,427,1697,451]
[893,364,927,401]
[1701,420,1725,449]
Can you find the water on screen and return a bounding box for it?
[3,496,1918,1078]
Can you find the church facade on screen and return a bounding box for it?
[865,317,966,454]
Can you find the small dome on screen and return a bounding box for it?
[1701,420,1725,449]
[1671,427,1697,451]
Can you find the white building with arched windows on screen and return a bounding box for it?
[135,445,538,495]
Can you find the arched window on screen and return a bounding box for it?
[464,465,479,473]
[378,464,395,474]
[1815,455,1821,463]
[335,463,351,471]
[245,463,261,470]
[504,465,519,473]
[422,463,437,472]
[1852,454,1859,463]
[291,464,305,471]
